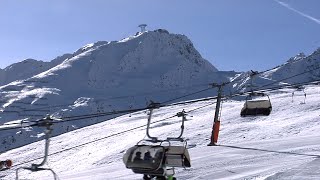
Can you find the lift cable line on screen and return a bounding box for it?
[228,65,320,99]
[0,85,216,130]
[207,65,320,144]
[219,144,320,158]
[228,79,320,100]
[233,62,320,95]
[1,66,320,138]
[2,79,320,172]
[160,87,214,105]
[15,116,58,180]
[2,65,320,178]
[9,102,216,169]
[1,62,301,123]
[44,84,212,122]
[1,78,319,133]
[1,61,314,115]
[257,67,320,90]
[206,64,320,145]
[9,83,211,113]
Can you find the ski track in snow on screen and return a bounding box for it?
[1,85,320,179]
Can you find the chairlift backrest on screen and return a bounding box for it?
[123,145,191,171]
[241,93,272,117]
[292,87,306,103]
[123,145,165,171]
[164,146,191,168]
[146,108,187,142]
[245,100,271,109]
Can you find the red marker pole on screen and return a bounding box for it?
[208,85,223,146]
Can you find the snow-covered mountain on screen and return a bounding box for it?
[0,28,319,155]
[0,29,236,152]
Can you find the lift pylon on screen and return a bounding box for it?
[208,84,223,146]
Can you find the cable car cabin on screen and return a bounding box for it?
[123,145,191,176]
[240,99,272,117]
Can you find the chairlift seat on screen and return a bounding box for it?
[164,146,191,168]
[241,100,272,117]
[123,145,165,172]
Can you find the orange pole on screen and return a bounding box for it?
[208,85,222,146]
[213,121,220,144]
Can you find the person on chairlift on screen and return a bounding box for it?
[144,151,153,162]
[133,151,142,162]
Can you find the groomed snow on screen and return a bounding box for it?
[1,85,320,180]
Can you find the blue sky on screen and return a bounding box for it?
[0,0,319,71]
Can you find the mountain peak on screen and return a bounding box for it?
[287,52,306,63]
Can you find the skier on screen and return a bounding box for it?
[144,151,152,161]
[133,152,142,162]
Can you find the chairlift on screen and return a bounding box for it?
[291,86,306,104]
[240,92,272,117]
[123,103,191,180]
[16,115,58,180]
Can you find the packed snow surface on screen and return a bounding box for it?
[1,85,320,179]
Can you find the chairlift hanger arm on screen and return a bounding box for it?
[146,108,158,142]
[15,115,57,180]
[167,110,187,141]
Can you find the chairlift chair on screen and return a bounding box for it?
[291,86,306,104]
[240,92,272,117]
[15,116,58,180]
[123,103,191,179]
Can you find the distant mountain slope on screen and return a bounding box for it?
[0,53,72,86]
[0,29,231,152]
[232,48,320,93]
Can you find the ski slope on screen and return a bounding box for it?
[1,85,320,180]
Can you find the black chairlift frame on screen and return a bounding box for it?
[123,103,190,179]
[291,86,306,104]
[145,103,186,143]
[15,116,58,180]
